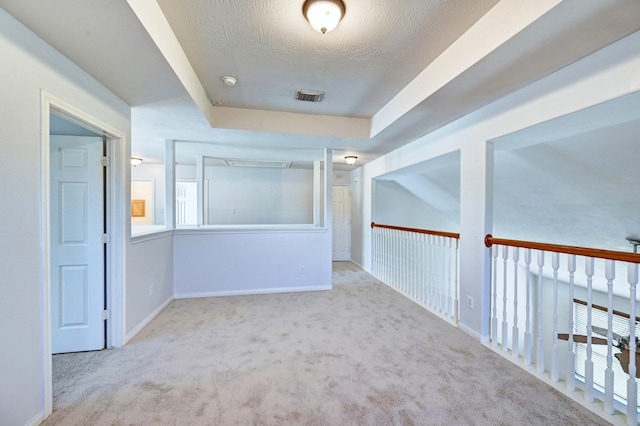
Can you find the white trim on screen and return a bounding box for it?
[174,285,332,300]
[131,229,173,244]
[24,413,44,426]
[40,92,53,419]
[458,322,486,343]
[174,226,327,235]
[124,295,174,344]
[40,90,127,420]
[350,260,366,270]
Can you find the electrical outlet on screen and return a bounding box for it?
[466,295,474,309]
[299,266,305,274]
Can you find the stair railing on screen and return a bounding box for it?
[371,222,460,324]
[485,234,640,425]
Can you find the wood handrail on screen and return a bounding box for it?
[485,234,640,264]
[371,222,460,239]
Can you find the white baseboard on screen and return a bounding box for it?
[349,260,367,271]
[125,295,174,344]
[174,285,332,299]
[458,322,485,342]
[25,412,43,426]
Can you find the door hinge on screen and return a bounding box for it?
[101,156,110,167]
[102,233,110,244]
[102,309,111,321]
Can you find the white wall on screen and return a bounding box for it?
[204,166,314,225]
[0,8,130,425]
[373,180,459,232]
[126,234,174,339]
[352,31,640,340]
[173,229,332,297]
[175,164,315,225]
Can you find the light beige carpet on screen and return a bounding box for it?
[45,262,607,425]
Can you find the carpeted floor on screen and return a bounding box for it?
[45,262,608,425]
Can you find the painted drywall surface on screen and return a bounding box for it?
[126,234,174,336]
[333,170,351,186]
[0,8,130,425]
[176,164,315,225]
[204,166,314,225]
[373,179,458,232]
[173,230,332,297]
[352,32,640,340]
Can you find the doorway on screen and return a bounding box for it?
[332,185,351,261]
[41,91,126,418]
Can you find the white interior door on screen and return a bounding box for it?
[50,135,104,354]
[332,185,351,261]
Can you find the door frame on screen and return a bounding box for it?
[40,91,126,418]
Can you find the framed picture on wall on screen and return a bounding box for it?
[131,199,145,217]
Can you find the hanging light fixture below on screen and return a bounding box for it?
[345,155,357,165]
[303,0,346,34]
[131,157,143,167]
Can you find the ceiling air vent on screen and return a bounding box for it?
[295,90,324,103]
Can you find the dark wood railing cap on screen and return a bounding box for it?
[371,222,460,239]
[485,234,640,264]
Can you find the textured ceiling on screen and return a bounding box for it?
[4,0,640,252]
[155,0,499,117]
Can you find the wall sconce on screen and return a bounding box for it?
[131,157,143,167]
[345,155,357,165]
[303,0,346,34]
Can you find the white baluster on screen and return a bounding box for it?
[567,254,576,391]
[512,247,520,360]
[390,229,395,289]
[429,234,435,307]
[585,257,594,402]
[446,238,453,319]
[437,237,443,311]
[627,262,638,425]
[502,245,509,353]
[406,232,411,296]
[378,228,387,282]
[405,231,410,295]
[414,232,419,300]
[395,230,400,291]
[491,245,499,347]
[422,233,428,304]
[410,232,416,300]
[524,248,532,366]
[398,231,403,293]
[552,252,560,382]
[454,238,459,322]
[385,229,393,287]
[432,235,438,309]
[537,250,545,374]
[604,259,615,414]
[384,229,389,284]
[416,234,424,303]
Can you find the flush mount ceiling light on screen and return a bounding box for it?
[222,75,237,87]
[345,155,357,165]
[303,0,345,34]
[131,157,143,167]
